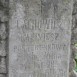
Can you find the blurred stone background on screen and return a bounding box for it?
[0,0,9,77]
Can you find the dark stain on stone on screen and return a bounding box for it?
[41,0,52,18]
[0,0,9,10]
[0,1,4,10]
[41,0,58,18]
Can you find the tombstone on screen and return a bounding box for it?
[9,0,73,77]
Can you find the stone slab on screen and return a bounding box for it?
[9,0,73,77]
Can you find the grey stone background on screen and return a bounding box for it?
[0,0,9,77]
[0,0,76,77]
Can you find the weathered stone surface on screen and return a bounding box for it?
[0,74,6,77]
[70,0,77,77]
[0,57,6,73]
[0,10,8,23]
[9,0,73,77]
[0,0,9,8]
[1,16,8,22]
[0,23,6,40]
[72,0,77,44]
[0,0,9,77]
[0,41,6,56]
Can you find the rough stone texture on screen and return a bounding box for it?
[0,41,6,56]
[0,23,7,40]
[0,58,6,73]
[0,0,9,76]
[69,70,77,77]
[72,0,77,44]
[0,74,6,77]
[69,0,77,77]
[9,0,73,77]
